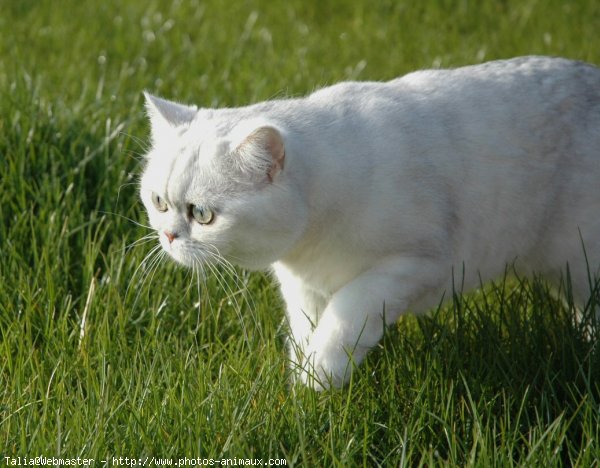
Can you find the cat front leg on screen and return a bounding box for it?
[284,291,326,370]
[299,257,444,390]
[273,264,329,371]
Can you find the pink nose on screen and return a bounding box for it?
[164,231,178,243]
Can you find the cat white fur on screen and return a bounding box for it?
[140,56,600,389]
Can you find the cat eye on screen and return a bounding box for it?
[151,192,168,212]
[191,204,214,225]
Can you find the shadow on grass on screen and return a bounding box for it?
[364,273,599,464]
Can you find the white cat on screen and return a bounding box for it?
[140,56,600,390]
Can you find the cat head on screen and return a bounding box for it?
[140,93,307,270]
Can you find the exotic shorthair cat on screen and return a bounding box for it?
[140,56,600,390]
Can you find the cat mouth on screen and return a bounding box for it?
[159,238,219,269]
[166,247,205,268]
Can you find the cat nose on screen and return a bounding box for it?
[164,231,178,243]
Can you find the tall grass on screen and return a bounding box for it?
[1,0,599,464]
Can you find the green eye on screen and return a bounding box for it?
[191,204,214,225]
[151,192,168,212]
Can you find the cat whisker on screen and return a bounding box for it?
[190,263,202,332]
[190,252,212,333]
[133,247,168,313]
[202,254,252,346]
[128,244,161,287]
[195,247,237,298]
[145,249,167,295]
[202,247,241,289]
[123,150,147,163]
[182,252,204,298]
[215,252,256,310]
[202,244,242,280]
[115,181,141,206]
[120,131,151,156]
[126,243,164,305]
[200,246,262,344]
[195,251,231,331]
[117,233,159,254]
[100,210,153,231]
[204,257,240,308]
[204,244,254,299]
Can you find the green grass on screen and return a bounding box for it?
[1,0,600,465]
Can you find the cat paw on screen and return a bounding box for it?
[295,344,368,390]
[288,354,329,391]
[295,355,341,391]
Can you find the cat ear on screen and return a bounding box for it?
[234,126,285,182]
[144,92,197,140]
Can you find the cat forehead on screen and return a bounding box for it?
[147,117,228,162]
[141,149,224,205]
[147,111,272,160]
[142,121,233,193]
[143,141,223,188]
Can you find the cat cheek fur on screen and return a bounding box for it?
[217,189,309,269]
[207,125,308,268]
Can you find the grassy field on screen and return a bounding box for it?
[1,0,600,465]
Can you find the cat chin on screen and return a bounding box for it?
[167,252,197,268]
[158,233,275,270]
[163,248,194,268]
[168,249,273,271]
[158,238,201,268]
